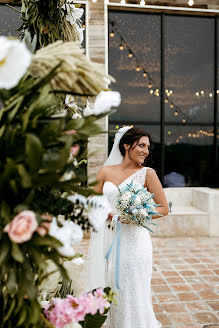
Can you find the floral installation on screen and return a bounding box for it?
[0,34,120,327]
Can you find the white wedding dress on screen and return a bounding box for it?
[87,166,162,328]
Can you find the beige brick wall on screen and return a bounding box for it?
[87,0,219,181]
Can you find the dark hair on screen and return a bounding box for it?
[119,127,152,164]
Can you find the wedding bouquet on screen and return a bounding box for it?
[116,181,162,232]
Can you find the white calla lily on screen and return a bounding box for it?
[0,36,32,90]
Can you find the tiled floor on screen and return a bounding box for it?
[78,237,219,327]
[151,237,219,327]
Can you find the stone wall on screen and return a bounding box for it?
[86,0,219,179]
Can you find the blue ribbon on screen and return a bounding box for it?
[105,215,122,289]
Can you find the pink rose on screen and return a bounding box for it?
[70,144,80,156]
[4,210,38,243]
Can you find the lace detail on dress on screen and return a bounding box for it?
[102,167,162,328]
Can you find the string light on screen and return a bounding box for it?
[182,118,186,123]
[121,0,126,4]
[200,90,204,95]
[116,125,119,129]
[120,44,124,50]
[140,0,145,5]
[209,93,213,97]
[174,110,178,116]
[136,66,141,72]
[196,92,199,96]
[168,131,171,135]
[150,90,153,94]
[148,82,152,88]
[143,71,147,77]
[170,103,174,108]
[110,31,114,37]
[165,98,168,103]
[188,0,194,6]
[217,90,219,94]
[176,139,179,143]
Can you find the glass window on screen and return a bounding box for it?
[109,11,161,123]
[165,16,215,124]
[165,125,214,187]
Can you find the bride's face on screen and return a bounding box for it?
[125,136,150,165]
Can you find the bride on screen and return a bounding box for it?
[87,126,169,328]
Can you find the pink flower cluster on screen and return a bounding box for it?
[44,288,110,328]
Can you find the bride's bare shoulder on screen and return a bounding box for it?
[97,165,120,180]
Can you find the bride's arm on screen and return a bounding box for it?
[145,169,169,219]
[93,167,105,193]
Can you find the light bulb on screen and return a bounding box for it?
[182,119,186,123]
[209,93,213,97]
[143,72,147,77]
[92,0,97,2]
[110,31,114,37]
[140,0,145,5]
[121,0,126,4]
[165,99,168,103]
[201,90,204,95]
[170,104,174,108]
[176,139,179,143]
[136,66,140,72]
[148,82,152,88]
[128,52,133,58]
[120,44,124,50]
[188,0,194,6]
[150,90,153,94]
[174,111,178,116]
[196,92,199,96]
[168,131,171,135]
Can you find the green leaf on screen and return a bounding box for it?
[11,243,24,263]
[17,306,27,326]
[17,164,32,188]
[80,312,108,328]
[6,269,17,294]
[28,300,41,324]
[3,298,16,323]
[25,133,43,172]
[31,234,63,248]
[0,240,10,265]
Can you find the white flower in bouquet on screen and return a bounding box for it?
[0,36,32,90]
[83,91,121,117]
[121,191,132,204]
[135,195,142,205]
[139,208,148,217]
[87,195,111,231]
[62,1,84,25]
[49,218,83,257]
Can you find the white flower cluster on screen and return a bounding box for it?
[49,218,83,257]
[117,181,160,231]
